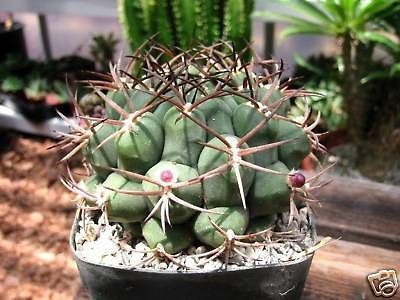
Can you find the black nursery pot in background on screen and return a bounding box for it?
[0,21,27,63]
[70,220,314,300]
[11,94,72,122]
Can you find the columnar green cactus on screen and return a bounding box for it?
[118,0,254,53]
[59,42,327,259]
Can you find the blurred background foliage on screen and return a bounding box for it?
[118,0,254,52]
[255,0,400,181]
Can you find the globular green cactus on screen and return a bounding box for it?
[118,0,254,54]
[59,42,328,263]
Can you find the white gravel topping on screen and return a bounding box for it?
[74,207,316,272]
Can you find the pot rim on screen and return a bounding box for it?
[70,212,315,275]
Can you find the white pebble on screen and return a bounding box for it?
[187,246,196,255]
[195,246,208,255]
[130,251,145,264]
[204,260,222,271]
[184,257,198,269]
[230,254,244,265]
[158,262,168,270]
[135,242,150,252]
[244,247,255,259]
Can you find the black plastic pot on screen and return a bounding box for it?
[0,22,27,63]
[70,219,314,300]
[10,94,72,122]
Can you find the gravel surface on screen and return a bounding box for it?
[74,208,316,272]
[0,134,82,300]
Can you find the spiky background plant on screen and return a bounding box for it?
[57,42,331,267]
[119,0,253,53]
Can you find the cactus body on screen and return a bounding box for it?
[233,103,279,140]
[196,97,221,119]
[205,101,235,137]
[83,174,102,194]
[233,103,280,167]
[221,95,238,113]
[116,112,164,175]
[256,87,289,115]
[162,107,207,166]
[106,90,132,120]
[193,206,249,248]
[246,214,277,241]
[198,136,255,207]
[143,161,203,224]
[107,181,149,223]
[60,43,324,257]
[142,218,194,254]
[83,123,118,179]
[103,173,149,223]
[247,214,277,234]
[248,161,291,217]
[122,222,143,238]
[276,121,310,169]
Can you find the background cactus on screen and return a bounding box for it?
[118,0,254,53]
[59,42,329,263]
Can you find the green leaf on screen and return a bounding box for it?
[280,25,334,38]
[350,0,362,19]
[340,0,361,20]
[1,76,24,93]
[254,0,334,25]
[359,31,399,55]
[253,1,342,37]
[357,0,396,26]
[290,0,334,25]
[360,70,390,84]
[323,0,346,22]
[294,54,325,77]
[390,63,400,76]
[253,11,325,28]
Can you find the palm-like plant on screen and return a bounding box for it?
[254,0,400,141]
[254,1,397,38]
[362,9,400,81]
[89,33,119,72]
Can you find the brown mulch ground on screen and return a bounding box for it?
[0,133,82,300]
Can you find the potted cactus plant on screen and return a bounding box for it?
[58,42,331,300]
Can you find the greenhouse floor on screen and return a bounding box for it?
[0,134,81,300]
